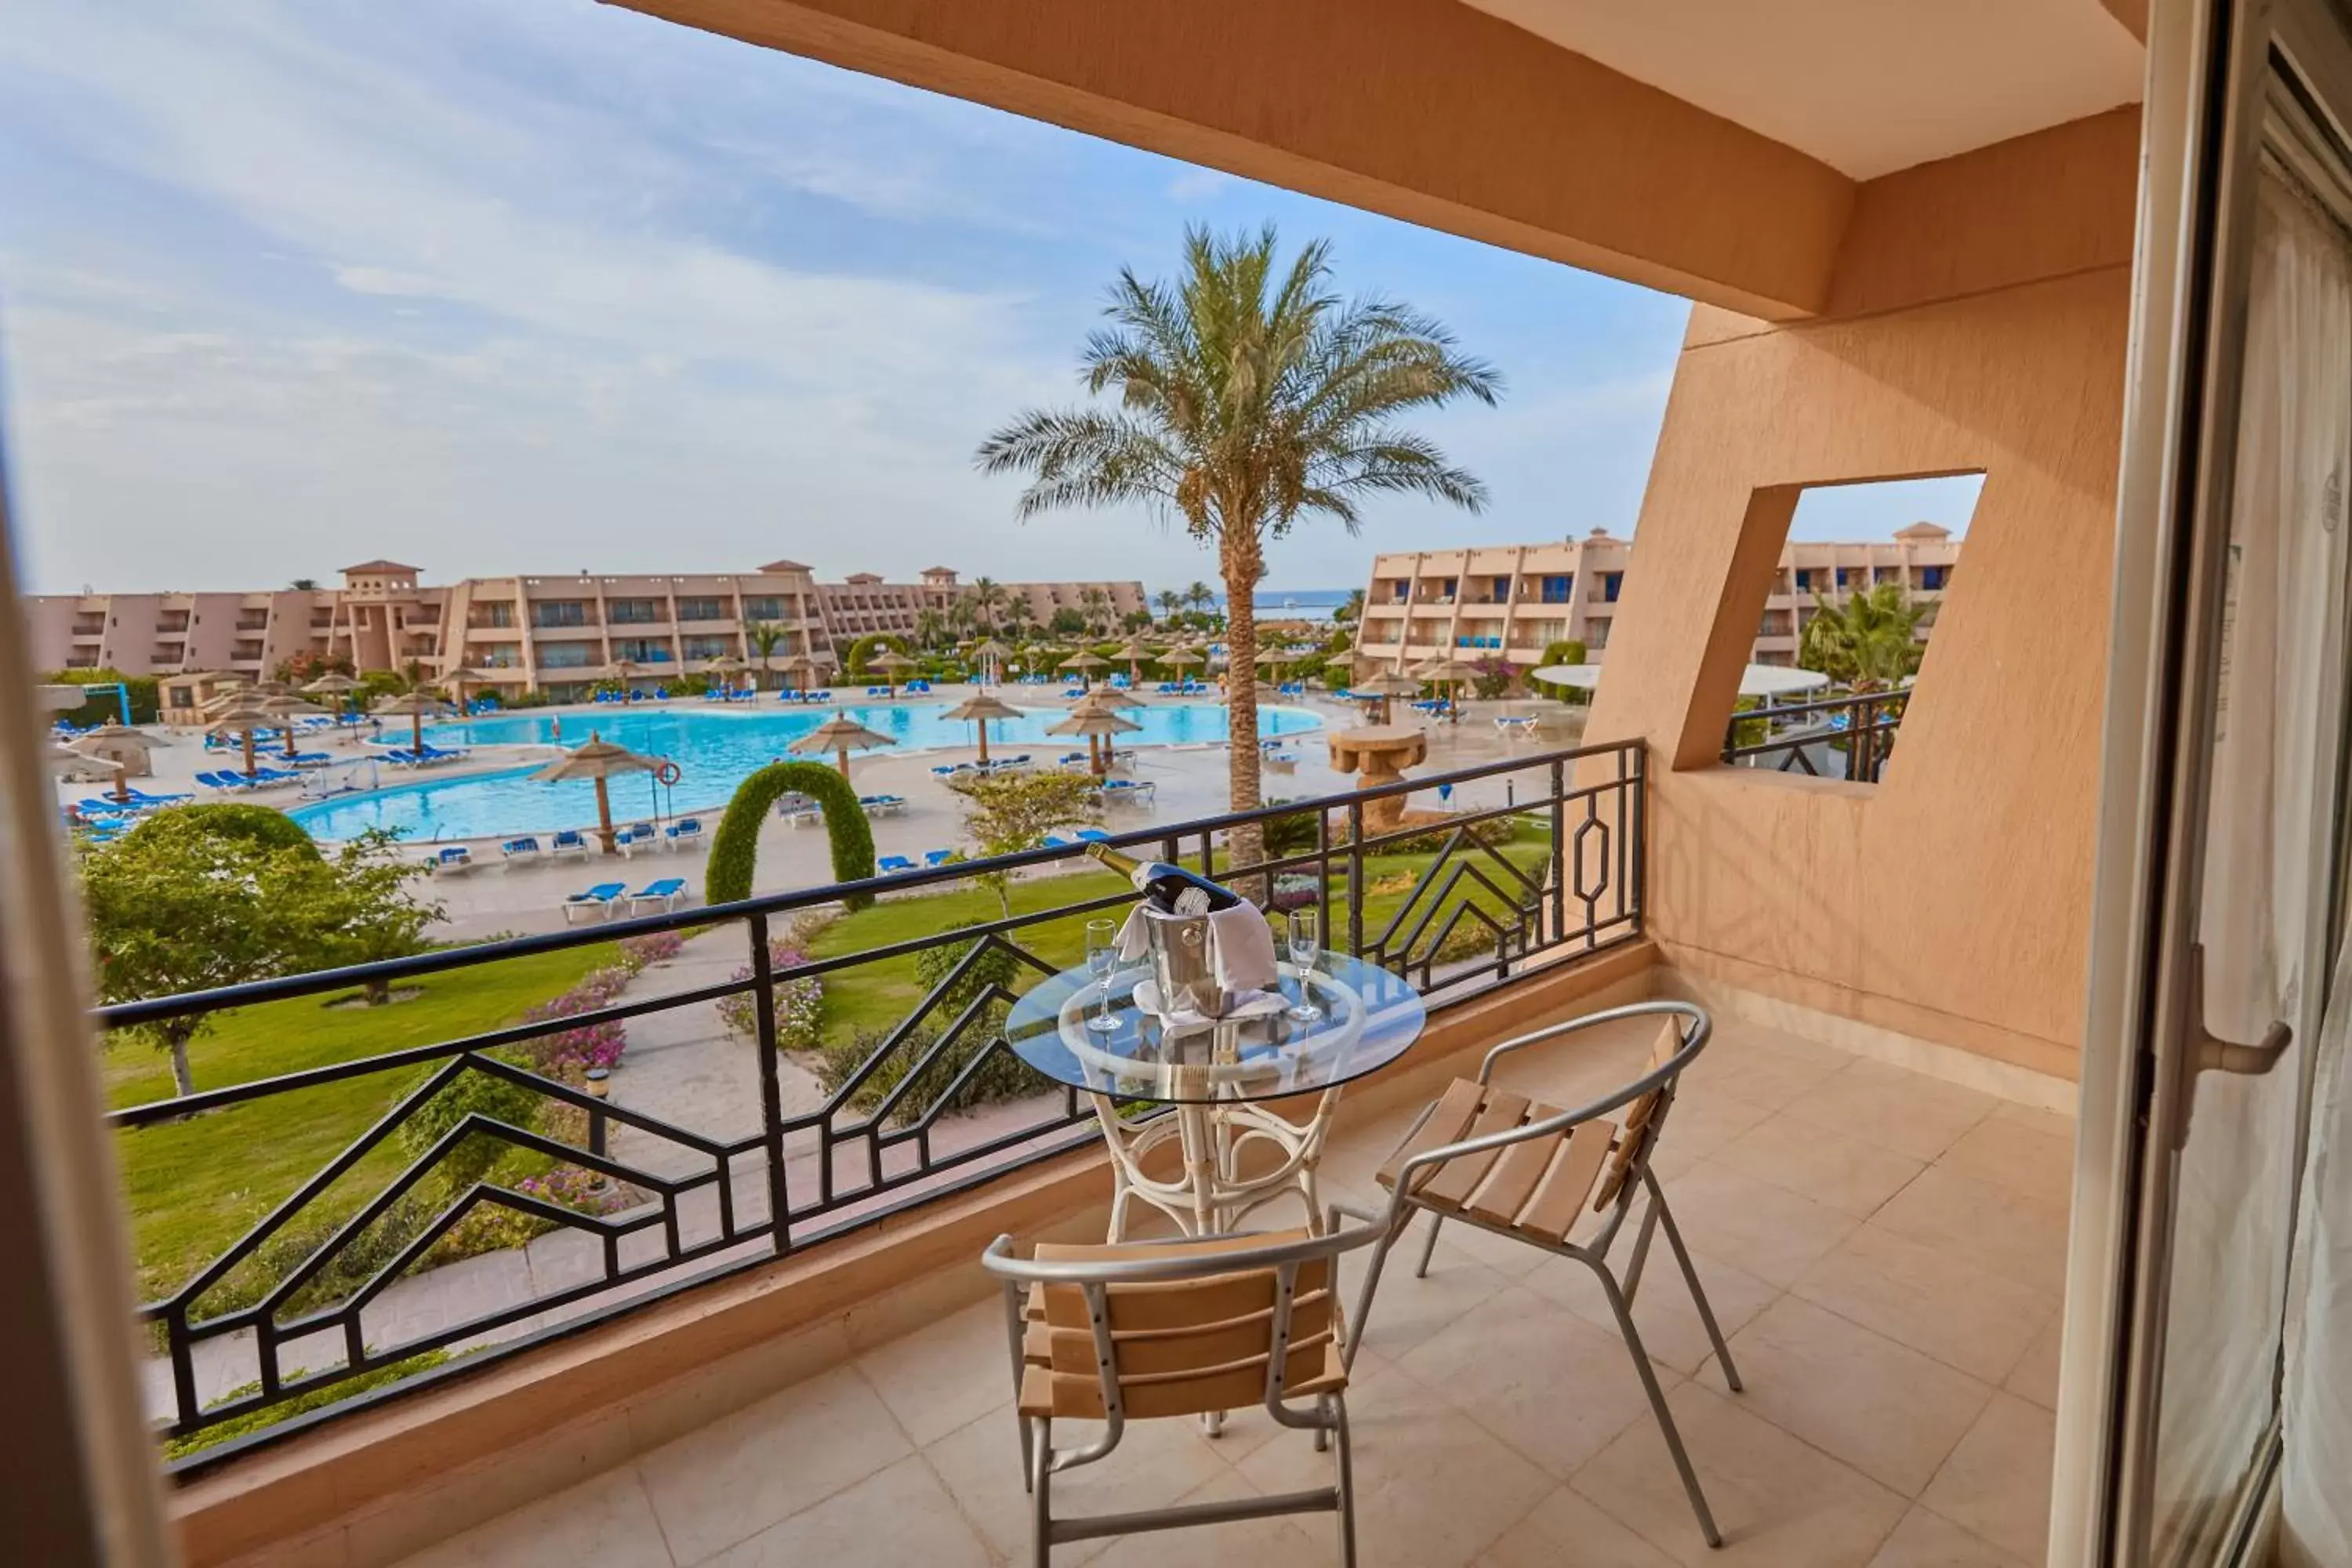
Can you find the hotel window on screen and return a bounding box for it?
[1794,568,1813,592]
[1835,567,1853,588]
[1602,572,1623,603]
[677,597,724,622]
[608,598,661,624]
[742,597,783,620]
[1490,575,1510,601]
[1920,565,1947,590]
[476,603,516,628]
[682,635,730,660]
[1541,574,1572,604]
[615,638,671,662]
[532,601,588,628]
[537,643,594,669]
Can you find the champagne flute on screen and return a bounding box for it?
[1286,909,1323,1023]
[1083,917,1121,1033]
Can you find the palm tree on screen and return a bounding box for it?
[1185,580,1216,617]
[1333,586,1367,625]
[289,576,320,591]
[946,597,978,640]
[913,606,946,652]
[1156,588,1183,624]
[1796,581,1932,688]
[978,224,1500,867]
[1080,586,1112,636]
[971,576,1007,633]
[744,619,786,690]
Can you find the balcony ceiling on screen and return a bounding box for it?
[1458,0,2145,179]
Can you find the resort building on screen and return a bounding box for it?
[27,558,1146,692]
[1355,521,1962,671]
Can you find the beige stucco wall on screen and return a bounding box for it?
[1584,114,2138,1078]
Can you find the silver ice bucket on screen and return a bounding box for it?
[1138,906,1225,1018]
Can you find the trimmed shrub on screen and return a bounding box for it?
[395,1066,544,1191]
[46,667,161,724]
[125,801,321,858]
[843,633,910,679]
[708,761,876,909]
[1534,640,1589,705]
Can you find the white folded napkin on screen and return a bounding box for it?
[1113,901,1282,1020]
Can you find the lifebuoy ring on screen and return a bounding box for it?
[655,760,683,787]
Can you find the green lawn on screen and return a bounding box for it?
[108,942,621,1307]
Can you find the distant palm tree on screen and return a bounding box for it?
[978,224,1499,865]
[744,620,786,690]
[946,597,978,640]
[1333,587,1367,625]
[971,576,1007,633]
[913,606,946,652]
[1156,588,1183,624]
[1796,582,1931,688]
[289,576,320,591]
[1080,586,1112,636]
[1185,580,1216,617]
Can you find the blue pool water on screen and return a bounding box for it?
[289,702,1319,843]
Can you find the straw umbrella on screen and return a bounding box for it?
[868,649,918,698]
[967,637,1011,687]
[1058,652,1110,692]
[939,691,1022,767]
[779,652,819,695]
[205,695,278,778]
[303,671,365,728]
[1069,686,1145,769]
[787,710,898,779]
[67,726,162,802]
[610,658,649,697]
[1162,646,1204,675]
[1353,670,1426,726]
[702,653,751,697]
[258,692,328,757]
[531,734,666,853]
[1411,655,1479,720]
[1046,706,1142,777]
[50,739,127,811]
[372,688,449,754]
[437,664,493,716]
[1109,637,1153,684]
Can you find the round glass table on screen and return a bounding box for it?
[1007,953,1427,1239]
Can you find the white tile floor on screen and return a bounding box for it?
[388,1013,2071,1568]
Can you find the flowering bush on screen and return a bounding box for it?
[518,965,631,1077]
[421,1163,633,1269]
[1469,655,1517,700]
[618,931,684,972]
[716,940,824,1053]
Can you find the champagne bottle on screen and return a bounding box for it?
[1083,842,1241,916]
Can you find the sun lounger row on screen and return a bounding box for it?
[858,794,907,817]
[1097,779,1156,804]
[196,768,303,792]
[775,689,835,703]
[928,754,1034,779]
[1153,682,1210,695]
[876,848,960,873]
[499,829,591,862]
[561,877,690,921]
[382,745,471,768]
[1039,829,1114,849]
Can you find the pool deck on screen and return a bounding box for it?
[58,687,1581,940]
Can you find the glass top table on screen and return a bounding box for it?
[1005,953,1428,1106]
[1008,953,1428,1242]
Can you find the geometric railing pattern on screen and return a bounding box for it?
[1721,688,1909,784]
[101,741,1643,1466]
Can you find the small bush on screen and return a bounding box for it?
[516,967,630,1077]
[395,1067,545,1191]
[811,1023,1047,1123]
[165,1350,454,1461]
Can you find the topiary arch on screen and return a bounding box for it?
[708,762,877,910]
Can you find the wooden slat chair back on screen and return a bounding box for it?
[982,1220,1385,1565]
[1338,1000,1742,1550]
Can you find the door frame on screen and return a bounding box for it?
[2057,0,2352,1561]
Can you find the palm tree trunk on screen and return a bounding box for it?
[1220,540,1267,889]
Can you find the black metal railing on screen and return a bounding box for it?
[1721,688,1908,783]
[103,742,1642,1465]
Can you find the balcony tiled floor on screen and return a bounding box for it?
[389,1014,2071,1568]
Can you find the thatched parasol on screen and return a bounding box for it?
[965,636,1011,686]
[1160,646,1205,670]
[939,691,1022,766]
[1045,706,1142,777]
[205,695,279,778]
[256,692,327,757]
[66,726,157,801]
[786,710,898,778]
[372,688,449,754]
[436,664,494,715]
[531,733,666,853]
[1352,669,1425,725]
[867,649,918,697]
[779,652,819,694]
[1107,637,1154,684]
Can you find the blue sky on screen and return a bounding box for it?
[0,1,1977,595]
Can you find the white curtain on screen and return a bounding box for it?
[2171,166,2351,1562]
[2285,935,2352,1566]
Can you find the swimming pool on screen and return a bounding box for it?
[291,702,1319,843]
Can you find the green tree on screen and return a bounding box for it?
[1796,583,1931,689]
[77,815,441,1096]
[1156,588,1184,624]
[977,225,1499,867]
[971,576,1007,632]
[1333,587,1367,624]
[1185,580,1215,616]
[744,620,786,690]
[1534,638,1589,705]
[913,606,946,652]
[1048,607,1089,638]
[946,771,1103,919]
[289,577,320,591]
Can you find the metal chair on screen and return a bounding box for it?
[982,1218,1385,1565]
[1337,1000,1742,1548]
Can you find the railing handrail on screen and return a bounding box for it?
[1736,685,1911,728]
[96,740,1632,1030]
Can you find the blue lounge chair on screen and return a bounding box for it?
[627,877,688,913]
[563,882,626,922]
[1057,752,1089,768]
[550,829,590,860]
[500,836,543,864]
[1076,828,1112,843]
[615,822,658,857]
[434,845,476,875]
[664,817,705,850]
[930,762,968,779]
[877,855,917,873]
[924,849,956,867]
[1041,834,1074,849]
